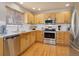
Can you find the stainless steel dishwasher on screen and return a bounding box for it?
[4,34,20,56]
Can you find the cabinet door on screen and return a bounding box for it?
[36,31,44,42]
[56,11,71,24]
[28,32,36,46]
[31,32,36,44]
[35,14,44,24]
[56,32,70,45]
[28,13,35,24]
[0,38,3,56]
[24,13,34,24]
[56,32,65,44]
[56,12,65,24]
[20,34,27,52]
[44,13,56,20]
[44,13,51,19]
[28,33,33,46]
[26,33,31,47]
[64,11,71,24]
[64,32,70,45]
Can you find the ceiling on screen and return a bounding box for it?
[20,2,74,14]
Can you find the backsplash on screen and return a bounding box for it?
[6,24,31,33]
[35,24,45,30]
[0,23,71,35]
[18,24,32,32]
[56,24,70,31]
[35,24,70,31]
[6,25,18,34]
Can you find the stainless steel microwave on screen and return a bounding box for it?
[45,20,53,24]
[45,20,56,24]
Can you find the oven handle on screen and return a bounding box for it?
[44,31,56,33]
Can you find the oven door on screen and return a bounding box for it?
[44,31,55,39]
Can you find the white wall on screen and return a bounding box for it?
[6,3,25,13]
[0,2,7,25]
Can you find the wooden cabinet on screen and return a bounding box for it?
[56,12,65,24]
[0,38,3,56]
[64,11,71,23]
[20,34,28,52]
[64,32,70,45]
[20,31,36,53]
[56,11,71,24]
[24,11,71,24]
[36,31,44,42]
[56,32,70,45]
[56,32,65,44]
[44,13,56,20]
[30,31,36,45]
[35,11,71,24]
[24,12,35,24]
[35,14,45,24]
[35,13,56,24]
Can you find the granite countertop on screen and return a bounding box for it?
[0,30,42,38]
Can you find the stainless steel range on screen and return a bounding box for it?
[44,25,57,45]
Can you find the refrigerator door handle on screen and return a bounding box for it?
[71,9,76,39]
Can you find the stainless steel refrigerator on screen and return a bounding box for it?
[70,7,79,55]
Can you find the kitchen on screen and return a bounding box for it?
[0,2,79,56]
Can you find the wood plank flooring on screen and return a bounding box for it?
[21,42,70,56]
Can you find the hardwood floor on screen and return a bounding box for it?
[21,42,70,56]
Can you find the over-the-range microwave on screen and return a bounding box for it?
[45,20,56,24]
[45,20,52,24]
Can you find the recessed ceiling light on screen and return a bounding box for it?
[65,3,70,7]
[32,8,36,10]
[19,2,23,4]
[38,8,41,11]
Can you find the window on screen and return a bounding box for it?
[6,7,24,25]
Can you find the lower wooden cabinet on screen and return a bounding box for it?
[64,32,70,45]
[36,31,44,42]
[20,31,36,53]
[20,34,27,52]
[56,32,64,44]
[0,38,3,56]
[30,31,36,45]
[56,32,70,45]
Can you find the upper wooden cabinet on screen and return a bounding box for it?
[24,12,35,24]
[44,13,56,20]
[56,11,71,24]
[24,11,71,24]
[35,11,71,24]
[35,14,45,24]
[35,13,56,24]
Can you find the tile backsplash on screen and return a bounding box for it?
[6,25,18,34]
[6,24,32,34]
[0,23,71,35]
